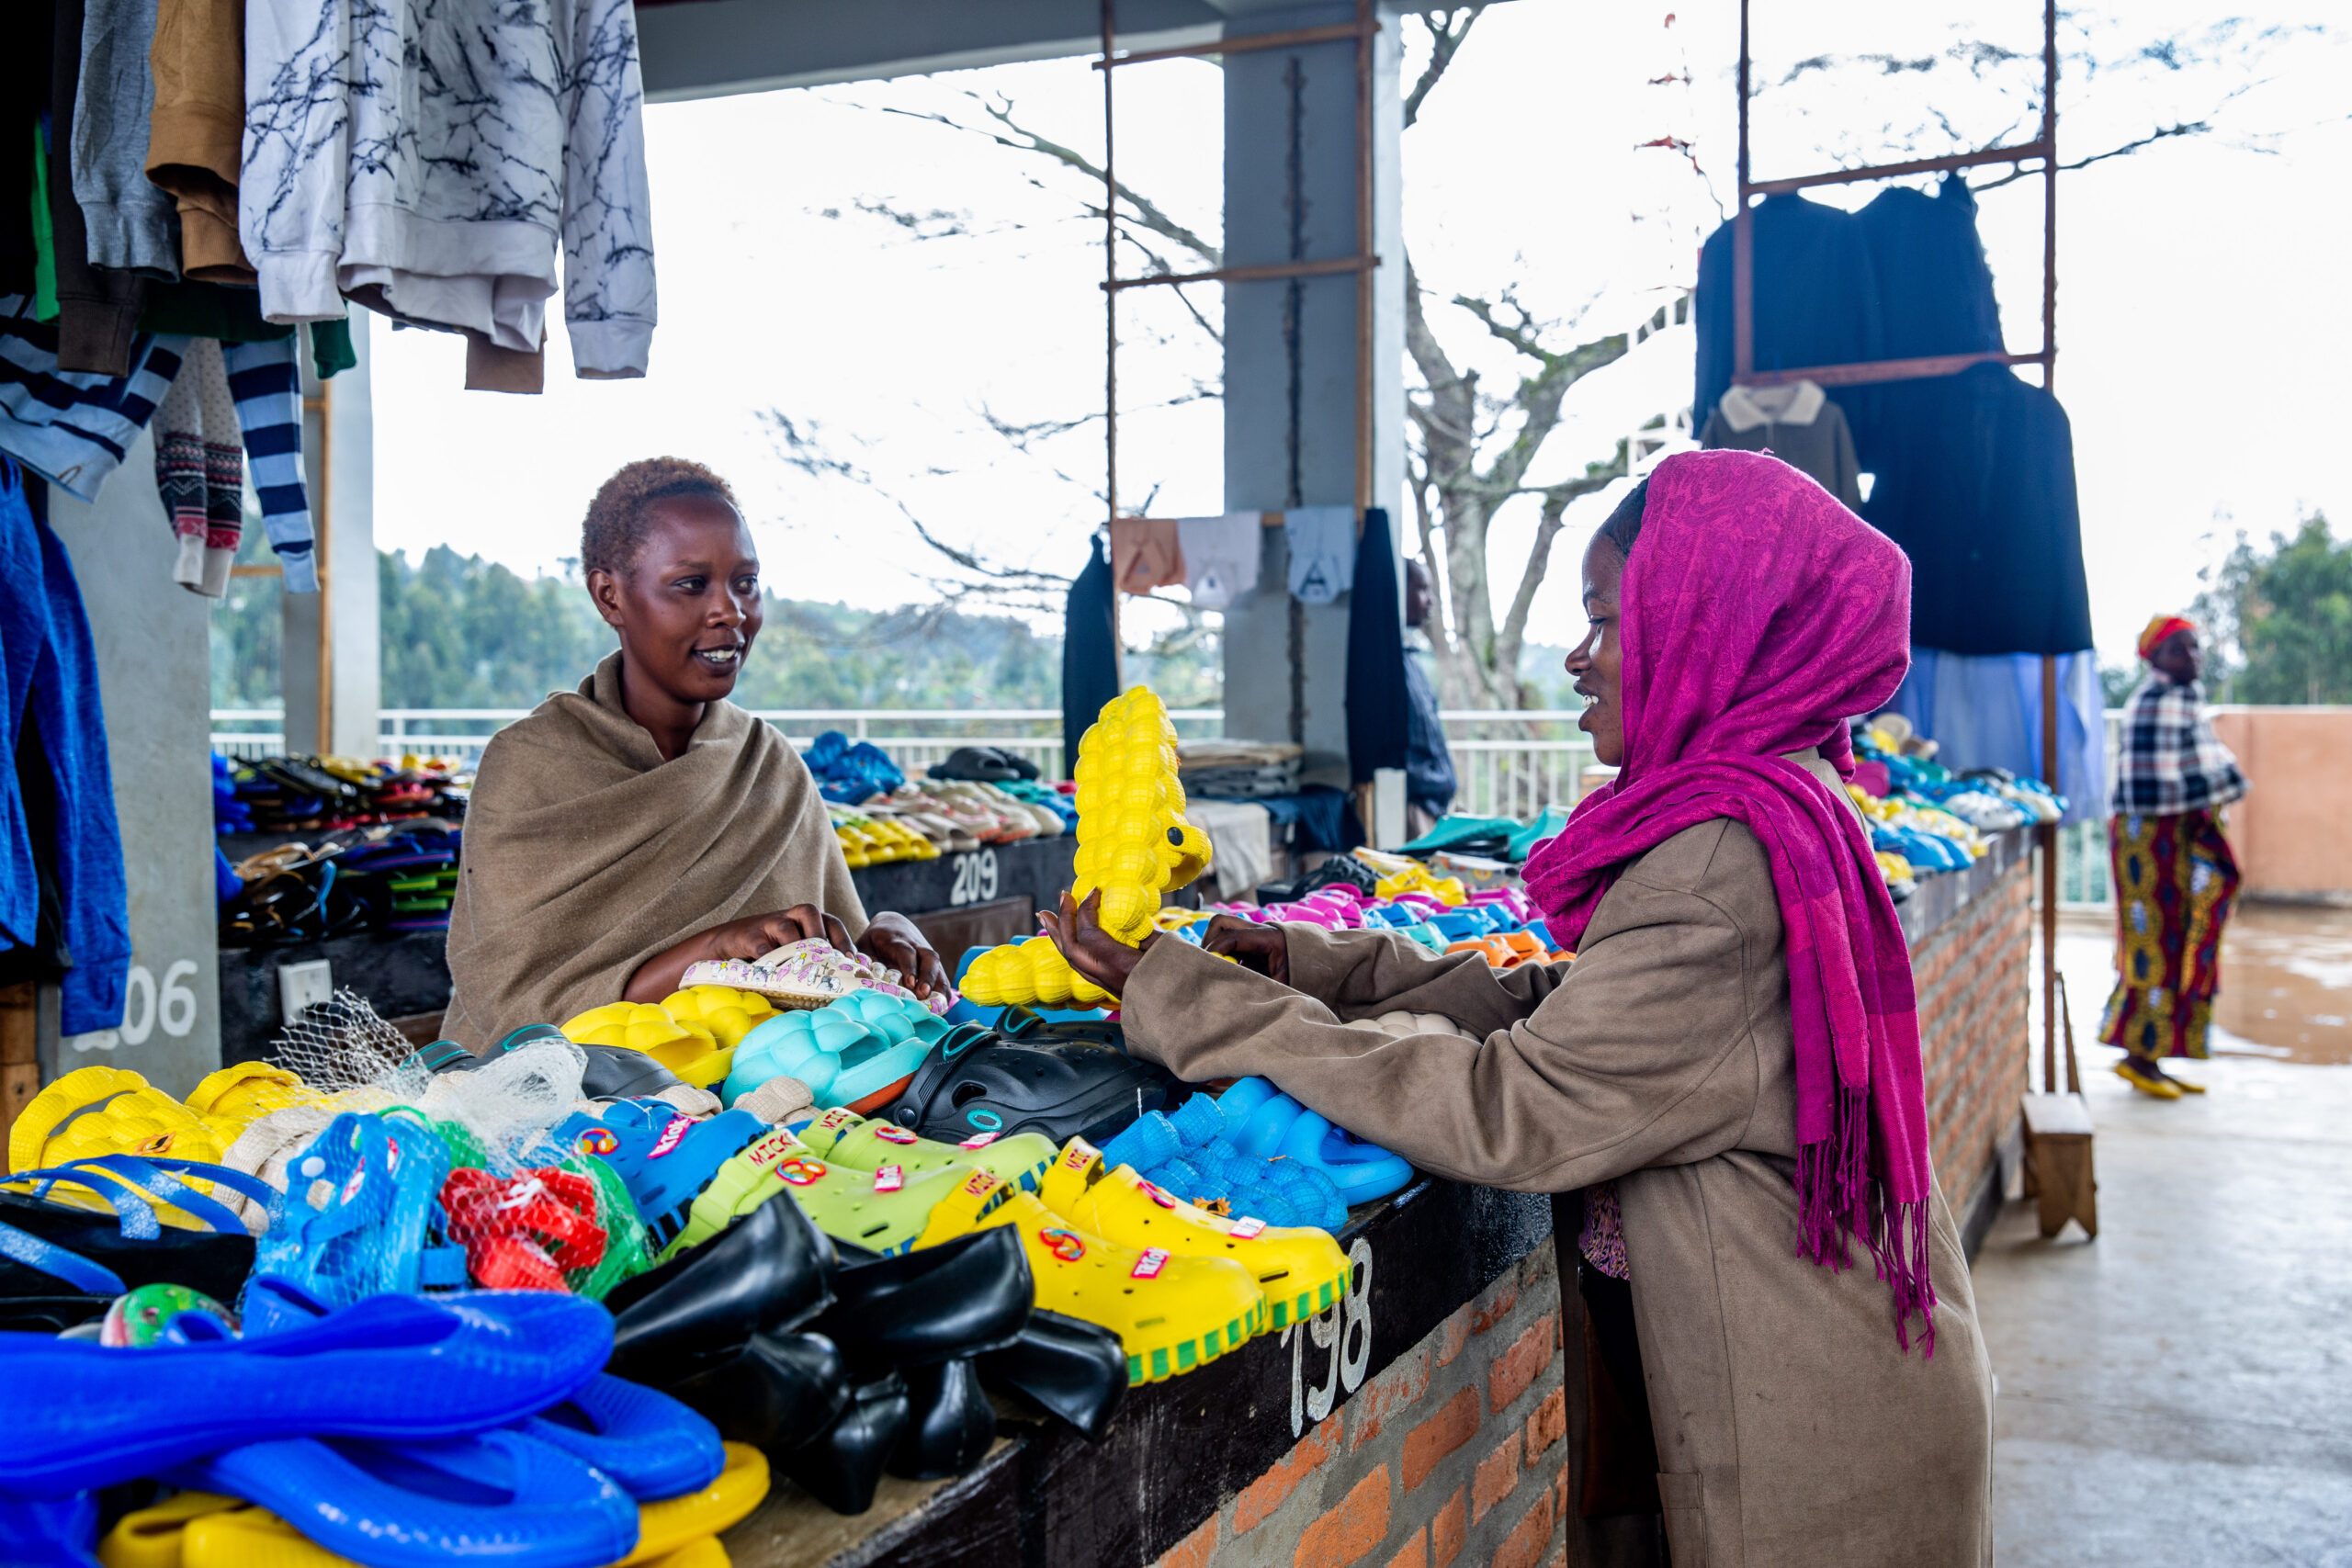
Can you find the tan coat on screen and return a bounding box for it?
[1120,809,1995,1566]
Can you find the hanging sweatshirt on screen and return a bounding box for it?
[240,0,658,378]
[72,0,184,278]
[146,0,253,282]
[1698,380,1862,511]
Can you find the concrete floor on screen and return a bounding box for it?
[1973,908,2352,1567]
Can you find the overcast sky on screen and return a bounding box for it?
[370,1,2349,672]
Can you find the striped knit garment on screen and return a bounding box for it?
[1,299,317,592]
[153,339,245,597]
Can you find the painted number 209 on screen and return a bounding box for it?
[948,851,1000,907]
[1286,1237,1374,1438]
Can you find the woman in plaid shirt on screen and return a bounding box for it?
[2101,615,2250,1097]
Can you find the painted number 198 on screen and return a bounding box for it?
[1287,1237,1374,1438]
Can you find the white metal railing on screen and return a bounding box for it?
[209,702,2120,904]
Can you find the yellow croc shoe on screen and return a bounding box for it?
[2112,1060,2183,1100]
[914,1166,1267,1386]
[795,1106,1056,1194]
[1038,1140,1351,1331]
[562,1003,731,1089]
[659,986,779,1051]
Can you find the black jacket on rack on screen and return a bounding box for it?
[1692,194,1883,434]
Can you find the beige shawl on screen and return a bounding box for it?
[442,652,866,1046]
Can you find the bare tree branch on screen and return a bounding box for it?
[1404,6,1485,130]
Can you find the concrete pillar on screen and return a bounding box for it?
[283,314,380,758]
[1219,2,1404,787]
[40,436,222,1094]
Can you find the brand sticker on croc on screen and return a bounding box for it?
[1139,1180,1178,1210]
[957,1132,1000,1150]
[573,1127,619,1157]
[1130,1247,1170,1281]
[873,1164,904,1193]
[1039,1227,1087,1263]
[874,1124,918,1145]
[775,1156,827,1187]
[1231,1216,1266,1238]
[648,1118,691,1159]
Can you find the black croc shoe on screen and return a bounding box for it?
[887,1359,997,1481]
[775,1372,910,1516]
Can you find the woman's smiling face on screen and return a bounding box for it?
[595,493,764,706]
[1566,530,1627,768]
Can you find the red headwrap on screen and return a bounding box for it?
[2138,615,2195,662]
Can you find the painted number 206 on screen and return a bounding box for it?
[1286,1237,1375,1438]
[69,960,201,1053]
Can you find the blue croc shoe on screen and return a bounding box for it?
[521,1373,727,1503]
[550,1103,764,1256]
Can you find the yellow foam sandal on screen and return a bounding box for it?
[659,986,779,1051]
[562,1003,733,1090]
[2112,1060,2183,1100]
[1039,1140,1351,1331]
[914,1165,1267,1385]
[794,1107,1056,1194]
[2168,1075,2208,1095]
[9,1066,227,1176]
[184,1062,332,1134]
[960,935,1114,1010]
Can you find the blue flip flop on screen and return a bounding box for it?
[0,1290,612,1497]
[521,1373,726,1503]
[183,1428,636,1568]
[0,1492,98,1567]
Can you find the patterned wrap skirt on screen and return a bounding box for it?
[2100,809,2241,1060]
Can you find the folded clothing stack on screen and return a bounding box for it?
[801,731,907,807]
[1178,739,1303,800]
[219,828,463,945]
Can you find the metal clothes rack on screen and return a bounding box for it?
[1733,0,2070,1084]
[1095,0,1382,671]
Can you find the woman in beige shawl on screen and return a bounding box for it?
[442,457,948,1046]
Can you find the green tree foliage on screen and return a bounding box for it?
[209,548,1068,713]
[2190,514,2352,705]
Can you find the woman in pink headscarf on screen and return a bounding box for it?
[1046,451,1994,1565]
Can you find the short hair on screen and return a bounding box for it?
[1597,478,1649,558]
[581,457,740,576]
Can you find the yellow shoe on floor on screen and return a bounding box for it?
[2166,1073,2208,1095]
[915,1165,1267,1385]
[1039,1139,1351,1330]
[2113,1060,2183,1100]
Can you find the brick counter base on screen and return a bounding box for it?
[1909,842,2033,1228]
[1160,1246,1569,1568]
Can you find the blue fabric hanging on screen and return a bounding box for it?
[1887,648,2108,826]
[1344,508,1408,785]
[1061,535,1118,776]
[1,457,129,1033]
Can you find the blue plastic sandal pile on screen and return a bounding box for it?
[1099,1077,1414,1230]
[0,1280,726,1568]
[799,730,908,806]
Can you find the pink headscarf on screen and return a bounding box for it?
[1522,450,1937,1352]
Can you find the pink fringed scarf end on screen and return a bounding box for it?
[1795,1081,1939,1358]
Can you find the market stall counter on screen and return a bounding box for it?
[711,825,2036,1566]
